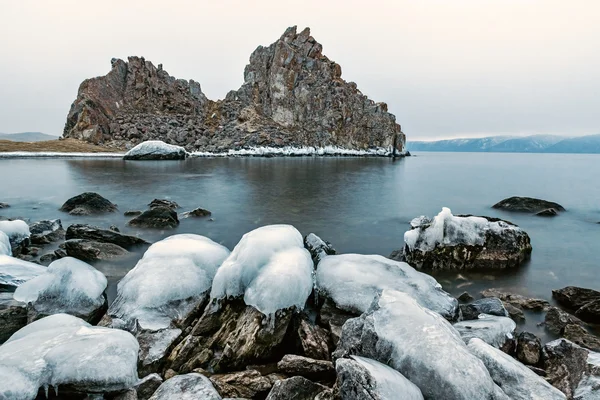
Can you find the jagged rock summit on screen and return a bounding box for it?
[63,26,405,155]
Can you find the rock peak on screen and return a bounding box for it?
[63,28,405,154]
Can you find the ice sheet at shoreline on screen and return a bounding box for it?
[211,224,313,317]
[0,152,124,158]
[191,145,402,157]
[0,314,139,400]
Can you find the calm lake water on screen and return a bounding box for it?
[1,152,599,337]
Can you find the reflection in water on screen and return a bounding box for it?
[1,153,599,339]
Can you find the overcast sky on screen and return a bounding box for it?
[1,0,599,140]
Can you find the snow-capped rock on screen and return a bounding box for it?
[123,140,187,160]
[0,231,12,256]
[13,257,108,323]
[399,207,532,270]
[336,356,424,400]
[0,220,30,252]
[0,314,139,400]
[316,253,458,320]
[454,314,516,348]
[468,338,566,400]
[334,290,508,400]
[0,255,46,291]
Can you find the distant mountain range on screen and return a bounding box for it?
[0,132,58,142]
[408,134,600,154]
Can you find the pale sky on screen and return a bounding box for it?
[1,0,599,140]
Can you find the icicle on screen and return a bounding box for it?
[44,384,49,399]
[54,385,59,397]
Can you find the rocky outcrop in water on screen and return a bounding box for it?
[63,27,405,154]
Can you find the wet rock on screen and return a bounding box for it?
[66,223,149,249]
[265,376,328,400]
[516,332,542,365]
[503,302,526,322]
[135,373,163,400]
[124,140,187,160]
[564,324,600,352]
[124,210,143,217]
[458,291,474,302]
[545,306,585,334]
[460,297,509,320]
[54,248,67,259]
[65,239,130,262]
[0,203,9,208]
[0,292,27,344]
[110,225,120,232]
[29,219,64,245]
[39,253,57,266]
[181,207,212,218]
[295,317,332,360]
[553,286,600,310]
[148,199,180,210]
[277,354,335,381]
[402,208,532,270]
[481,288,550,310]
[148,373,221,400]
[128,207,179,229]
[492,196,565,213]
[536,208,559,217]
[167,298,294,373]
[542,339,589,398]
[209,370,273,398]
[575,300,600,324]
[59,192,118,215]
[304,233,336,264]
[318,298,355,346]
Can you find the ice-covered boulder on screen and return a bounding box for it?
[13,257,108,323]
[336,356,424,400]
[0,255,46,291]
[0,220,30,253]
[0,314,139,399]
[211,225,313,318]
[316,253,458,321]
[148,373,221,400]
[453,314,516,348]
[460,297,509,320]
[0,231,11,256]
[468,338,566,400]
[399,207,532,270]
[105,234,230,374]
[124,140,187,160]
[304,233,336,264]
[334,290,508,400]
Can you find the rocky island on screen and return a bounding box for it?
[62,26,405,156]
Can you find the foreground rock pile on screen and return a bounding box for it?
[63,26,405,155]
[1,197,600,399]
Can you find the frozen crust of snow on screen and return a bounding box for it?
[211,225,313,317]
[109,234,230,330]
[0,314,139,400]
[0,255,47,290]
[0,220,30,242]
[468,338,567,400]
[190,145,398,157]
[148,373,221,400]
[404,207,519,252]
[0,231,11,255]
[349,356,424,400]
[316,254,458,319]
[13,257,107,314]
[0,152,124,158]
[368,290,506,400]
[124,140,186,157]
[454,314,516,348]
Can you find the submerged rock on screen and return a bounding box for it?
[333,290,508,400]
[128,207,179,229]
[492,196,565,213]
[181,207,212,218]
[336,356,424,400]
[66,223,149,249]
[59,192,118,215]
[124,140,187,160]
[401,208,532,270]
[536,208,560,217]
[63,27,405,154]
[148,199,180,210]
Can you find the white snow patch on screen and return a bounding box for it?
[454,314,516,348]
[124,140,186,158]
[0,232,11,256]
[109,234,230,331]
[404,207,519,251]
[316,254,458,319]
[13,257,107,314]
[350,356,424,400]
[0,314,139,399]
[191,145,400,157]
[0,220,30,243]
[0,255,47,290]
[468,338,566,400]
[211,225,313,317]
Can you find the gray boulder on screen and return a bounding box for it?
[453,315,516,348]
[148,373,221,400]
[265,376,328,400]
[66,224,149,249]
[59,192,118,215]
[492,196,565,213]
[544,306,584,334]
[128,207,179,229]
[65,239,130,262]
[542,339,590,398]
[516,332,542,365]
[460,297,509,320]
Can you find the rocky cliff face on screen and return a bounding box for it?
[63,26,405,154]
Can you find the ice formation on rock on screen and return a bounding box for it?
[123,140,186,160]
[0,255,46,290]
[0,231,11,256]
[454,314,516,348]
